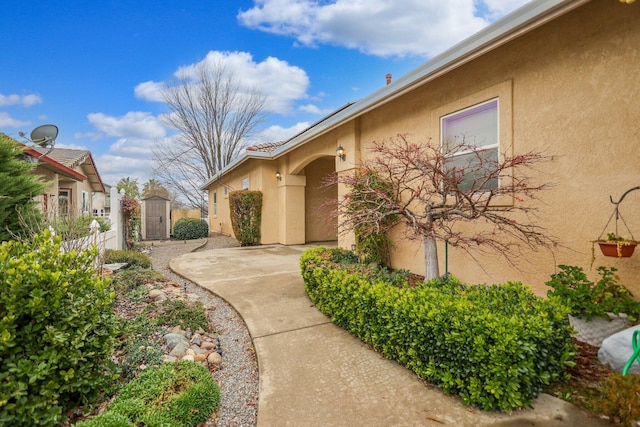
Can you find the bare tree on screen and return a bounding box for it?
[330,134,557,280]
[153,61,267,210]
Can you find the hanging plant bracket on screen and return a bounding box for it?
[593,186,640,260]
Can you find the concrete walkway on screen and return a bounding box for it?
[170,245,607,427]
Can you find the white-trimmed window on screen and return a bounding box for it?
[441,98,499,192]
[241,178,249,190]
[82,191,90,213]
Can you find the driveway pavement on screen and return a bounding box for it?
[170,244,607,427]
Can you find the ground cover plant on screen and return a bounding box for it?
[300,246,575,412]
[104,249,152,269]
[76,361,220,427]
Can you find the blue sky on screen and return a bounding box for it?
[2,0,530,186]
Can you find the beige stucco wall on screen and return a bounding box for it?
[343,0,640,296]
[170,209,201,233]
[205,1,640,296]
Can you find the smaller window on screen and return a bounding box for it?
[441,99,499,192]
[242,178,249,190]
[82,191,90,213]
[224,186,229,196]
[213,192,217,216]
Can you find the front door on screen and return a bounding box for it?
[145,199,166,240]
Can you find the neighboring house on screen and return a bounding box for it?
[201,0,640,295]
[92,183,112,218]
[23,146,106,219]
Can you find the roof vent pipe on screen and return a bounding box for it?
[386,73,392,85]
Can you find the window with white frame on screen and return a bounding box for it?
[82,191,90,213]
[441,98,499,192]
[241,178,249,190]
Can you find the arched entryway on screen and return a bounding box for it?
[302,157,337,243]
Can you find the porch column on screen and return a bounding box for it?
[278,174,306,245]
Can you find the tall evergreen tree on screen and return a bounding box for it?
[0,134,46,241]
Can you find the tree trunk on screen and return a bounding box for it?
[423,235,439,281]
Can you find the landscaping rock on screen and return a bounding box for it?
[598,324,640,374]
[208,352,222,366]
[201,341,217,351]
[169,342,189,358]
[194,353,208,363]
[164,333,189,350]
[569,314,630,346]
[181,354,195,362]
[163,355,178,363]
[191,333,203,346]
[148,289,165,301]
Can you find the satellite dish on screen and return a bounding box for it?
[30,124,58,147]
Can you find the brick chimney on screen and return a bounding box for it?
[386,73,392,85]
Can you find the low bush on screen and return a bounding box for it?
[546,265,640,322]
[588,373,640,426]
[112,268,165,292]
[0,231,119,426]
[78,361,220,427]
[300,246,575,412]
[149,299,210,333]
[105,249,152,269]
[173,217,208,240]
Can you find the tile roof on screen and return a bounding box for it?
[246,141,287,153]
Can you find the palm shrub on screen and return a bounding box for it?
[173,217,208,240]
[0,230,119,426]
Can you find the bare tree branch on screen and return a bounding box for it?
[153,60,267,210]
[326,134,557,280]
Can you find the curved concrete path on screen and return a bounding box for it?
[170,245,607,427]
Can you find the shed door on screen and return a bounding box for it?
[145,199,166,240]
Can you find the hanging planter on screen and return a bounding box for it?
[597,236,637,258]
[593,186,640,261]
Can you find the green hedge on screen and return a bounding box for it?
[229,190,262,246]
[300,247,575,411]
[0,231,118,426]
[173,218,208,240]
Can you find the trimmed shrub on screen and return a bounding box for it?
[229,190,262,246]
[104,249,152,269]
[300,246,575,412]
[103,361,220,427]
[173,217,208,240]
[0,231,119,426]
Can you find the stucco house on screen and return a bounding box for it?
[23,146,106,219]
[201,0,640,296]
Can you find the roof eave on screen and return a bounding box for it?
[201,0,589,189]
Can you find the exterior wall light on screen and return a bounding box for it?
[276,171,282,181]
[336,145,346,161]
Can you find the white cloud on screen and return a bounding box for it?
[298,104,332,115]
[254,122,311,143]
[87,111,166,141]
[0,93,43,107]
[238,0,531,57]
[142,51,310,115]
[0,112,31,128]
[94,153,153,186]
[134,81,166,103]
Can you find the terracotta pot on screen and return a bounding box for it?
[598,241,637,257]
